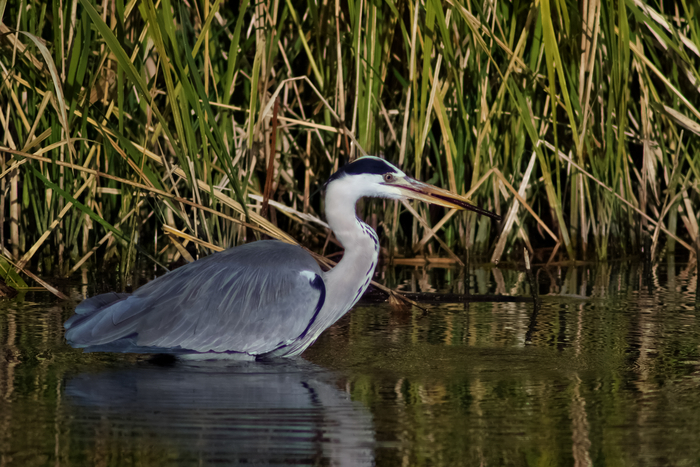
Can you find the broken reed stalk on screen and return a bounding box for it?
[524,248,540,311]
[697,242,700,311]
[524,248,540,344]
[261,97,280,219]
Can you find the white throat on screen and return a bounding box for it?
[290,175,380,351]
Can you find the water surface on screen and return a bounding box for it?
[0,260,698,466]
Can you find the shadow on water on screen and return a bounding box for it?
[64,360,374,466]
[0,259,699,466]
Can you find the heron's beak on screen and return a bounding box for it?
[388,177,502,221]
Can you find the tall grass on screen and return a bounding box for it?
[0,0,699,287]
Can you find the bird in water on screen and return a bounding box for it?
[65,156,501,359]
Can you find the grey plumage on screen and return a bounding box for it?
[65,241,325,357]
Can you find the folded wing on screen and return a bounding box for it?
[64,241,326,356]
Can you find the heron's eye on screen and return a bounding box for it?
[383,173,395,183]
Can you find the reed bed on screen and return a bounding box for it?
[0,0,699,289]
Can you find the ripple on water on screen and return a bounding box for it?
[0,262,698,466]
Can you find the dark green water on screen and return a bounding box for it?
[1,260,699,466]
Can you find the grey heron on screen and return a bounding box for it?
[65,156,500,359]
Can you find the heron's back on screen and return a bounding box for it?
[64,241,326,357]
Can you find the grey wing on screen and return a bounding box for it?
[64,241,326,355]
[64,291,131,330]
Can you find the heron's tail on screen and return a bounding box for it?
[64,292,131,331]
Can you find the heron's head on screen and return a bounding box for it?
[325,156,501,220]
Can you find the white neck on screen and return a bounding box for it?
[283,177,380,356]
[321,178,380,319]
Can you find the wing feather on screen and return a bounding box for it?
[73,292,130,316]
[65,241,325,355]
